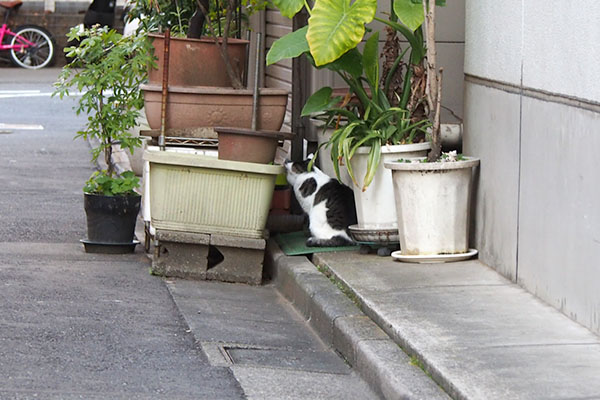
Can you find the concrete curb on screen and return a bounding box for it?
[265,240,450,400]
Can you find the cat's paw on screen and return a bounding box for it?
[306,237,318,247]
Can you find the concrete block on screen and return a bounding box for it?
[205,241,266,286]
[152,240,209,280]
[274,264,312,319]
[153,230,266,284]
[355,340,450,400]
[271,253,323,319]
[309,286,363,346]
[333,315,390,366]
[263,239,285,280]
[210,233,265,249]
[156,229,210,245]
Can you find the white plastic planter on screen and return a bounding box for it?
[349,142,431,229]
[384,157,480,256]
[142,145,218,237]
[144,150,284,239]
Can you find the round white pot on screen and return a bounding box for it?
[349,142,431,230]
[315,126,353,187]
[384,157,480,256]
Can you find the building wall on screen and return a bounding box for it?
[463,0,600,334]
[4,1,123,67]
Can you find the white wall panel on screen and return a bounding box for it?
[522,1,600,102]
[463,82,521,280]
[517,98,600,334]
[464,0,523,86]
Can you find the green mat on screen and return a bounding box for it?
[274,231,360,256]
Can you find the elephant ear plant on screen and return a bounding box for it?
[53,26,155,252]
[267,0,446,190]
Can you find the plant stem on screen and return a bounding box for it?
[423,0,442,162]
[196,0,243,89]
[188,0,209,38]
[98,88,113,177]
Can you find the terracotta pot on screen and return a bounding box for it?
[148,33,249,87]
[215,127,294,164]
[141,84,289,131]
[270,187,292,214]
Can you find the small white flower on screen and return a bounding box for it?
[443,150,458,162]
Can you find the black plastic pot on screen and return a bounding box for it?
[82,193,141,253]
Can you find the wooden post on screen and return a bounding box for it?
[44,0,55,13]
[291,10,309,162]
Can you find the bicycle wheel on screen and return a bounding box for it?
[9,25,55,69]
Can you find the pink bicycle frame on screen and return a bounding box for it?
[0,23,35,51]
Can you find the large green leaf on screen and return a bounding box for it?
[324,48,363,79]
[363,32,380,95]
[362,139,381,191]
[301,87,343,116]
[393,0,424,31]
[306,0,377,66]
[271,0,305,19]
[394,0,446,30]
[266,26,309,66]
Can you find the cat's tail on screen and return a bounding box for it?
[306,235,355,247]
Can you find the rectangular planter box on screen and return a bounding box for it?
[144,151,285,239]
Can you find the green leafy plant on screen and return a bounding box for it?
[128,0,198,36]
[84,170,140,196]
[267,0,446,190]
[53,26,154,196]
[128,0,254,38]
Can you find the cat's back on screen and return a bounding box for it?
[314,178,357,229]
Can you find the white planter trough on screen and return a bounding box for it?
[143,150,284,239]
[384,156,480,262]
[349,142,431,231]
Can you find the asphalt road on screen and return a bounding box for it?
[0,67,91,242]
[0,67,246,399]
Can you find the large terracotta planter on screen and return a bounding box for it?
[141,84,289,131]
[215,127,294,164]
[148,33,249,87]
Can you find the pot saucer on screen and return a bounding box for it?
[80,239,140,254]
[391,249,478,263]
[348,225,399,244]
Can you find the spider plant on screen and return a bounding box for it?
[297,30,430,191]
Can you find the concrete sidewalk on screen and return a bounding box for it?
[266,242,600,400]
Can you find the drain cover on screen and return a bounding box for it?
[225,347,350,374]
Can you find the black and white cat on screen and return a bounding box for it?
[284,156,357,247]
